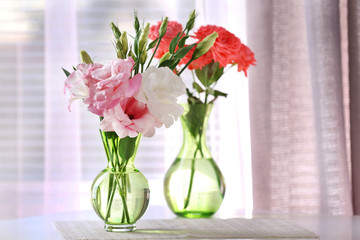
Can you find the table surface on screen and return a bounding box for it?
[0,205,360,240]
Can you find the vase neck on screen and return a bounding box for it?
[100,131,141,172]
[178,103,213,159]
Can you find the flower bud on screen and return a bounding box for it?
[80,50,93,64]
[140,50,147,65]
[159,17,168,38]
[134,11,140,33]
[139,23,150,52]
[192,32,218,60]
[116,40,122,51]
[110,22,121,39]
[117,50,126,59]
[159,52,171,64]
[185,10,196,31]
[129,49,136,61]
[120,31,128,55]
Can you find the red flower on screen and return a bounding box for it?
[149,21,183,58]
[183,25,256,74]
[234,44,256,77]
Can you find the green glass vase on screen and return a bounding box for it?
[91,132,150,232]
[164,103,226,218]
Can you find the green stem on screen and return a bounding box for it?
[183,129,204,209]
[178,60,192,76]
[104,174,117,223]
[101,131,133,224]
[115,173,131,223]
[146,36,163,69]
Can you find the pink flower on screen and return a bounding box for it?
[100,97,161,138]
[64,63,102,111]
[83,58,141,116]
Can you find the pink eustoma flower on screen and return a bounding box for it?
[83,58,141,116]
[64,63,102,111]
[100,97,161,138]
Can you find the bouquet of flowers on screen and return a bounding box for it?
[150,20,256,217]
[63,12,219,140]
[62,11,218,231]
[149,20,256,155]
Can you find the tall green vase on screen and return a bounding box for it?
[91,132,150,232]
[163,103,226,218]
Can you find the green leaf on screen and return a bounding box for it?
[147,38,158,50]
[192,82,205,93]
[186,88,202,104]
[80,50,93,64]
[209,63,224,85]
[118,136,138,161]
[62,68,71,77]
[178,36,189,48]
[169,32,181,54]
[195,68,208,87]
[213,89,228,98]
[195,62,224,87]
[158,59,179,69]
[206,88,227,98]
[183,103,209,140]
[208,89,228,104]
[169,59,180,70]
[206,61,224,86]
[173,43,196,59]
[206,87,215,95]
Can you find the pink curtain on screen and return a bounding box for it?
[349,0,360,215]
[247,0,357,215]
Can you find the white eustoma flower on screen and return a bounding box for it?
[136,66,186,128]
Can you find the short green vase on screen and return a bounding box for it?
[91,132,150,232]
[163,103,226,218]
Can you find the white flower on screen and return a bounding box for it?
[136,66,186,128]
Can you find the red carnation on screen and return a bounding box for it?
[182,25,256,75]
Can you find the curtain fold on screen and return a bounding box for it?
[248,0,353,215]
[348,0,360,215]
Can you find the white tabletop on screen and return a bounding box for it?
[0,206,359,239]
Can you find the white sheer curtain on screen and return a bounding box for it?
[0,0,250,220]
[194,0,253,217]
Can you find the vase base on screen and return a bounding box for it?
[105,223,136,232]
[175,211,215,218]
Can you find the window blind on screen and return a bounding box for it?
[0,0,206,220]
